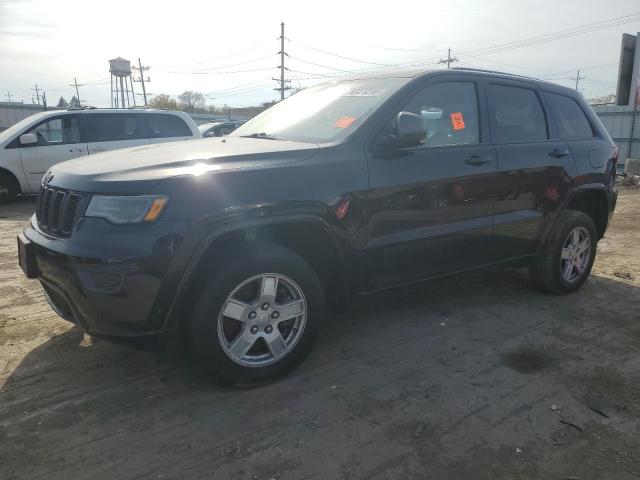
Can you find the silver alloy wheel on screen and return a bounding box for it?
[560,226,591,283]
[217,273,307,367]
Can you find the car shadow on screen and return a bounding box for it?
[1,269,639,478]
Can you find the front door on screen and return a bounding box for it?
[19,114,86,192]
[365,78,498,290]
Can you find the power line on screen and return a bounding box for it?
[288,39,393,66]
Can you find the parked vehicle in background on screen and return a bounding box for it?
[0,108,200,203]
[18,68,618,386]
[199,121,244,137]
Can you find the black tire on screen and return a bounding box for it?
[530,210,598,294]
[184,242,325,387]
[0,172,18,205]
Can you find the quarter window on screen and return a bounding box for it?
[489,84,548,143]
[146,114,191,138]
[544,92,594,139]
[402,82,480,146]
[25,116,81,146]
[85,114,142,142]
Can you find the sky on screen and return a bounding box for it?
[0,0,639,108]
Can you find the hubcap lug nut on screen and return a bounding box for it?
[250,325,259,334]
[248,311,257,320]
[271,311,280,320]
[261,303,270,311]
[265,325,273,334]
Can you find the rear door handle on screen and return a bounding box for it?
[548,149,570,158]
[465,155,491,166]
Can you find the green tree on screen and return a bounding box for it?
[69,96,81,108]
[57,96,68,108]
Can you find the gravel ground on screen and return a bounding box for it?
[1,191,639,480]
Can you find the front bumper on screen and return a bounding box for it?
[22,215,191,337]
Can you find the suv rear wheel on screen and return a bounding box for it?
[184,243,324,386]
[530,210,597,294]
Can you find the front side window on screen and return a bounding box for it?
[489,84,548,143]
[231,78,408,143]
[147,114,191,138]
[85,114,142,142]
[544,92,594,140]
[401,81,480,147]
[25,116,80,146]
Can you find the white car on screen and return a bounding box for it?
[0,108,201,203]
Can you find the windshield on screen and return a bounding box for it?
[231,78,408,143]
[198,122,222,133]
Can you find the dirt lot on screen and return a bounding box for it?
[1,191,639,480]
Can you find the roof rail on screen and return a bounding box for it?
[66,106,97,111]
[451,67,540,81]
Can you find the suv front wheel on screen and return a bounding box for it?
[530,210,598,294]
[184,243,324,386]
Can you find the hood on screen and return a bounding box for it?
[49,136,320,193]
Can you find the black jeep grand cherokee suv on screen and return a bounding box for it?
[18,68,618,385]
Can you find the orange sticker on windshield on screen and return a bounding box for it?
[450,112,465,130]
[334,116,357,128]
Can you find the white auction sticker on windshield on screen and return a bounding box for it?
[343,88,386,97]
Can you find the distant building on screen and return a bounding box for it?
[0,102,45,132]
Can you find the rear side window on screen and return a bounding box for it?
[146,114,191,138]
[544,92,594,140]
[489,84,548,143]
[85,114,142,142]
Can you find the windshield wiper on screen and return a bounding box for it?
[240,132,286,141]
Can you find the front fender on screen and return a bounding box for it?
[160,211,349,331]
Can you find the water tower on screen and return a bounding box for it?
[109,57,136,108]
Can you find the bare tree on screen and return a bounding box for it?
[178,91,205,113]
[149,94,178,110]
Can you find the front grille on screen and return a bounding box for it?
[36,186,88,236]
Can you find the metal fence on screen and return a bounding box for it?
[592,104,639,161]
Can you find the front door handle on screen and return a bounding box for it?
[548,149,571,158]
[91,147,106,153]
[465,155,491,166]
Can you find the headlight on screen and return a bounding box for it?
[85,195,169,224]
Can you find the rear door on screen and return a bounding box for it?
[18,114,86,192]
[83,112,149,155]
[487,80,576,260]
[365,77,498,289]
[144,113,195,144]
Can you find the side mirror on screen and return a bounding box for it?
[20,133,38,146]
[394,111,426,148]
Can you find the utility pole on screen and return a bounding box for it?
[571,69,585,90]
[31,84,41,105]
[273,22,291,100]
[70,77,83,103]
[439,48,458,69]
[42,91,47,110]
[5,92,13,103]
[132,58,150,106]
